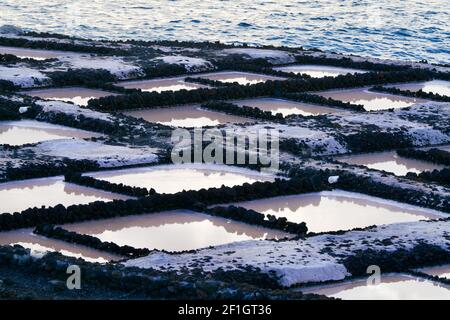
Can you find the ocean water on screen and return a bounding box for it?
[0,0,448,64]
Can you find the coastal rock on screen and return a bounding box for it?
[18,106,29,114]
[328,176,339,184]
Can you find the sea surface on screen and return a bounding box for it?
[0,0,449,64]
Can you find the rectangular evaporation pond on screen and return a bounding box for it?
[386,80,450,97]
[63,209,292,252]
[0,119,102,146]
[0,46,67,60]
[193,71,286,85]
[231,190,444,233]
[0,229,122,263]
[0,176,130,214]
[124,104,251,127]
[115,76,209,93]
[20,87,119,106]
[232,98,342,116]
[315,87,430,111]
[336,151,446,176]
[85,163,274,194]
[273,64,367,78]
[301,274,450,300]
[417,265,450,280]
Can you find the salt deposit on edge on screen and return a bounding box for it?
[153,55,214,72]
[125,219,450,286]
[29,139,159,167]
[0,65,50,87]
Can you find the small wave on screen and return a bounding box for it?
[393,29,413,37]
[129,6,152,10]
[238,22,252,28]
[310,17,334,21]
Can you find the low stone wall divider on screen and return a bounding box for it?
[184,77,236,87]
[201,101,285,122]
[279,129,414,157]
[343,131,413,153]
[33,224,150,259]
[405,168,450,186]
[205,205,307,235]
[341,243,450,277]
[335,172,450,213]
[1,159,100,183]
[370,85,450,102]
[281,92,365,112]
[64,172,155,197]
[396,148,450,166]
[293,55,413,72]
[406,270,450,286]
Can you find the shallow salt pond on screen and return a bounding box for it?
[0,46,68,60]
[0,120,102,145]
[0,176,130,213]
[336,151,445,176]
[232,190,443,233]
[301,274,450,300]
[316,87,430,111]
[0,229,122,263]
[86,164,274,194]
[387,80,450,97]
[115,76,208,92]
[273,64,367,78]
[20,87,118,106]
[232,97,341,116]
[63,209,291,252]
[124,104,251,127]
[193,71,285,85]
[437,145,450,152]
[417,265,450,280]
